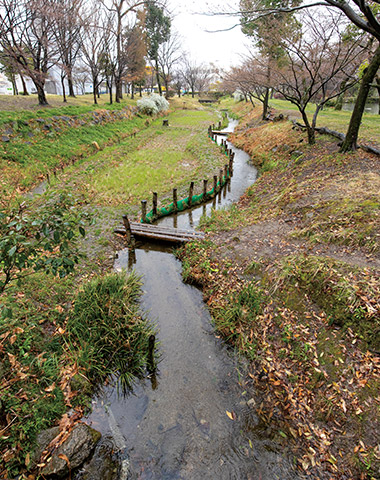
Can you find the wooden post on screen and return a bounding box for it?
[213,175,217,195]
[152,192,158,216]
[219,168,223,189]
[173,188,178,212]
[122,215,132,245]
[141,200,147,222]
[53,170,57,178]
[163,119,169,126]
[188,181,194,206]
[218,120,221,129]
[203,179,208,200]
[229,156,233,175]
[224,164,228,179]
[47,172,50,184]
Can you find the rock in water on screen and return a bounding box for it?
[41,424,101,477]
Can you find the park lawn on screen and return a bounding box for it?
[269,98,380,145]
[87,108,227,206]
[0,94,136,122]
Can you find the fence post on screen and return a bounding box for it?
[188,181,194,206]
[219,168,223,189]
[213,175,217,196]
[173,188,178,212]
[141,200,147,222]
[122,215,132,246]
[152,192,158,216]
[203,179,208,201]
[224,164,229,180]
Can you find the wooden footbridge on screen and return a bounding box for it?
[115,216,205,244]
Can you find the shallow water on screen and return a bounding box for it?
[79,121,301,479]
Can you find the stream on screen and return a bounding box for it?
[76,121,301,479]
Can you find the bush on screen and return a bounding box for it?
[137,94,169,116]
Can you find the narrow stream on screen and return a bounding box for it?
[78,121,300,479]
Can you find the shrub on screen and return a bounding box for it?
[137,94,169,115]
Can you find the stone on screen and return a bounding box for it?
[40,424,101,477]
[29,426,60,470]
[76,441,122,480]
[5,128,13,135]
[1,135,10,142]
[36,118,45,123]
[27,132,34,138]
[43,124,52,130]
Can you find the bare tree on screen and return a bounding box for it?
[223,55,274,117]
[157,31,182,97]
[80,9,109,104]
[101,0,146,102]
[229,0,380,150]
[272,11,365,144]
[0,0,59,105]
[180,58,212,97]
[54,0,84,99]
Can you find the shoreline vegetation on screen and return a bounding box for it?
[0,94,379,479]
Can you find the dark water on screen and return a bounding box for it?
[79,122,301,479]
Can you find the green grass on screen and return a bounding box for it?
[88,109,228,206]
[0,114,146,197]
[269,98,380,144]
[0,94,136,125]
[67,271,155,391]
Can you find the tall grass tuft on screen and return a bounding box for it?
[67,271,155,391]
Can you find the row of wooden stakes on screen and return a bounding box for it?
[139,135,235,223]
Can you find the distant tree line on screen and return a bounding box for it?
[0,0,216,105]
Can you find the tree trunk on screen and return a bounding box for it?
[131,83,134,99]
[139,85,142,97]
[61,78,67,102]
[108,81,113,104]
[155,58,162,96]
[93,87,97,104]
[262,87,269,120]
[300,109,315,144]
[35,82,48,106]
[376,76,380,115]
[68,75,75,97]
[20,74,28,95]
[11,74,18,95]
[340,43,380,152]
[115,76,122,103]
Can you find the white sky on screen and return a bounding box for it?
[168,0,249,70]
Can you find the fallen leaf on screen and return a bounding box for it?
[226,410,235,420]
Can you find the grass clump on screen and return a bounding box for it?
[67,271,155,391]
[213,282,262,359]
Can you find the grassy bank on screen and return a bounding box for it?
[0,98,227,478]
[178,100,380,478]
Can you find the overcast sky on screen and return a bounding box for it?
[167,0,249,70]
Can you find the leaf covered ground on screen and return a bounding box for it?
[178,101,380,479]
